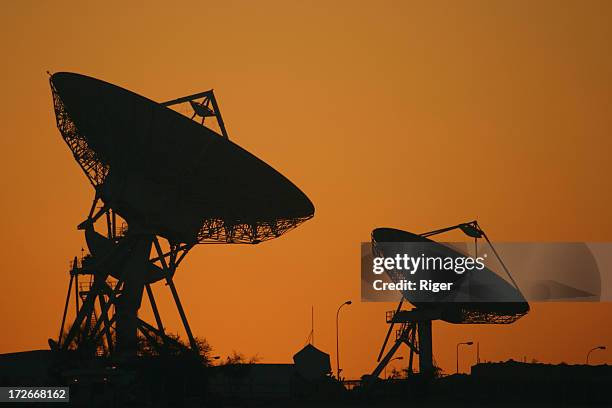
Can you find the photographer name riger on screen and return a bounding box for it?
[372,279,453,293]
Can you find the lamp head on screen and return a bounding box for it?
[345,300,352,305]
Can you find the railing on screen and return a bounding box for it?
[67,254,95,271]
[78,280,118,297]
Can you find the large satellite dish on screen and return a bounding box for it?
[48,72,314,357]
[368,221,529,381]
[50,72,314,244]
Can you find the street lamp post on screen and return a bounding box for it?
[586,346,606,364]
[336,300,352,380]
[456,341,474,374]
[384,356,404,379]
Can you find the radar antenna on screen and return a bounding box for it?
[48,72,314,359]
[367,220,528,383]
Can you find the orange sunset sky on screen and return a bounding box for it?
[1,1,611,378]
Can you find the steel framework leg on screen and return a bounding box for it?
[370,323,416,379]
[58,273,74,346]
[153,238,199,355]
[418,321,433,376]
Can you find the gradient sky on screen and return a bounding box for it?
[1,0,611,378]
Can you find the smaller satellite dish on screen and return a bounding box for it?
[372,227,529,324]
[368,222,529,382]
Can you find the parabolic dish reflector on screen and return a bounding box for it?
[50,72,314,244]
[372,228,529,324]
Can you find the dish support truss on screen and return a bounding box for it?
[369,302,434,382]
[51,198,200,359]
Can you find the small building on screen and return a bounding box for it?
[293,344,332,381]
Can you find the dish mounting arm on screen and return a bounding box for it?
[161,89,229,139]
